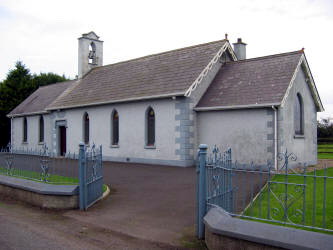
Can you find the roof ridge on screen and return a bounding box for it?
[228,50,303,64]
[89,39,227,72]
[38,79,75,89]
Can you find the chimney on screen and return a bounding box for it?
[233,38,247,60]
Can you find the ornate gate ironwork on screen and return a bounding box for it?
[79,143,103,210]
[196,145,333,239]
[206,145,233,212]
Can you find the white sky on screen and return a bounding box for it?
[0,0,332,119]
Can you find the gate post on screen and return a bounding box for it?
[197,144,208,239]
[79,143,86,210]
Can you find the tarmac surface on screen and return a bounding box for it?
[0,195,180,250]
[0,160,200,249]
[65,162,198,247]
[4,157,328,249]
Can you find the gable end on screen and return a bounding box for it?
[281,54,324,112]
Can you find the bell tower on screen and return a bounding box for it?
[78,31,103,78]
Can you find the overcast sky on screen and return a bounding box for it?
[0,0,332,119]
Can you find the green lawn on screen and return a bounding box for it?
[0,167,78,184]
[318,143,333,159]
[243,167,333,234]
[0,167,108,194]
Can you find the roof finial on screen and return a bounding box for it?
[225,33,228,40]
[301,47,305,52]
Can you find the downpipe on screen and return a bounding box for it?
[272,106,278,170]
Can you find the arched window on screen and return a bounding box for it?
[111,110,119,146]
[88,42,96,64]
[294,93,304,135]
[146,107,155,146]
[83,112,90,144]
[23,117,27,142]
[39,115,44,143]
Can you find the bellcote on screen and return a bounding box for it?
[78,31,103,78]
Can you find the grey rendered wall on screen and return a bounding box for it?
[197,108,274,165]
[175,52,226,165]
[278,67,317,167]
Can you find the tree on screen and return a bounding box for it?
[0,62,69,147]
[32,72,68,88]
[317,118,333,138]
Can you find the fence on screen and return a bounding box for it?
[197,144,333,239]
[0,144,78,184]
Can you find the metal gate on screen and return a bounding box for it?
[79,143,103,210]
[196,144,233,238]
[206,146,233,212]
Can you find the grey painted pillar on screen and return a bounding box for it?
[79,143,87,210]
[197,144,208,239]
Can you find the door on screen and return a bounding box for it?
[59,126,66,156]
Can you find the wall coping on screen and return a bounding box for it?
[0,175,78,195]
[204,206,333,250]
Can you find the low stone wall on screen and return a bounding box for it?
[0,175,78,209]
[204,207,333,250]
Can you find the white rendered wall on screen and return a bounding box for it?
[11,114,52,151]
[49,98,183,166]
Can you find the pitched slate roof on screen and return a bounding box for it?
[196,51,303,109]
[48,40,227,110]
[8,80,76,117]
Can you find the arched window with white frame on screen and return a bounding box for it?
[294,93,304,135]
[111,109,119,146]
[83,112,90,144]
[23,117,28,142]
[39,115,44,143]
[146,107,155,147]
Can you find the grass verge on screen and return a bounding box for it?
[318,153,333,159]
[0,167,78,184]
[0,167,108,195]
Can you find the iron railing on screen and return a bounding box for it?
[197,145,333,238]
[0,143,78,184]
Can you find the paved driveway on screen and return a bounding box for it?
[65,162,197,247]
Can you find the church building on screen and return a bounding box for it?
[8,32,324,168]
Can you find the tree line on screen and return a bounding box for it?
[0,62,69,147]
[317,118,333,139]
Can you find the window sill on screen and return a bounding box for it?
[110,144,119,148]
[145,145,156,149]
[22,142,28,145]
[294,134,305,139]
[38,142,45,145]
